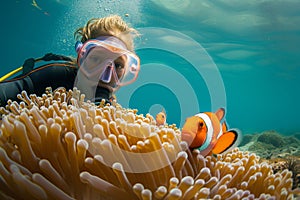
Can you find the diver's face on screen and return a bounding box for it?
[76,36,140,99]
[82,47,127,92]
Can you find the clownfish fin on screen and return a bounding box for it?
[222,121,229,132]
[215,107,226,122]
[212,129,242,155]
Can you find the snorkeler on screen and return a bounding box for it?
[0,15,140,106]
[73,15,140,103]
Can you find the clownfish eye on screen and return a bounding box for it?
[199,122,204,128]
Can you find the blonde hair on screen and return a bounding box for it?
[74,15,139,52]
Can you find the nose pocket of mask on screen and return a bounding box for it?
[100,65,113,83]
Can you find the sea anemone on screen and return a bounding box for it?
[0,87,298,199]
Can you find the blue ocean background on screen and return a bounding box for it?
[1,0,299,135]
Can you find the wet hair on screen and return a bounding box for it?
[74,15,139,52]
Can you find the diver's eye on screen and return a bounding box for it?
[114,62,125,79]
[114,62,125,70]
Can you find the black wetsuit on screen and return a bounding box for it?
[0,53,111,106]
[0,63,77,106]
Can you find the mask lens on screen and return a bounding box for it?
[118,55,140,86]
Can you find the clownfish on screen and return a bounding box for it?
[156,109,167,126]
[181,108,241,156]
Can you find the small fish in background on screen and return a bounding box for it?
[31,0,50,16]
[32,0,42,10]
[156,109,167,126]
[181,108,241,156]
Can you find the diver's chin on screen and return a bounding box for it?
[98,82,115,93]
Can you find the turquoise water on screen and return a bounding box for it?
[1,0,300,135]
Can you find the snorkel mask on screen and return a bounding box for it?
[74,36,140,102]
[76,36,140,87]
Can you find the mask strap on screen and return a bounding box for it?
[75,41,83,53]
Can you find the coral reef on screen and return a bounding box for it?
[239,131,300,159]
[0,87,298,199]
[257,131,285,148]
[239,130,300,191]
[238,134,253,147]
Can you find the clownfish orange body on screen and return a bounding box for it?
[156,109,167,126]
[181,108,241,156]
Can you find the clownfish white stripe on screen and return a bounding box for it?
[217,123,223,139]
[194,113,213,151]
